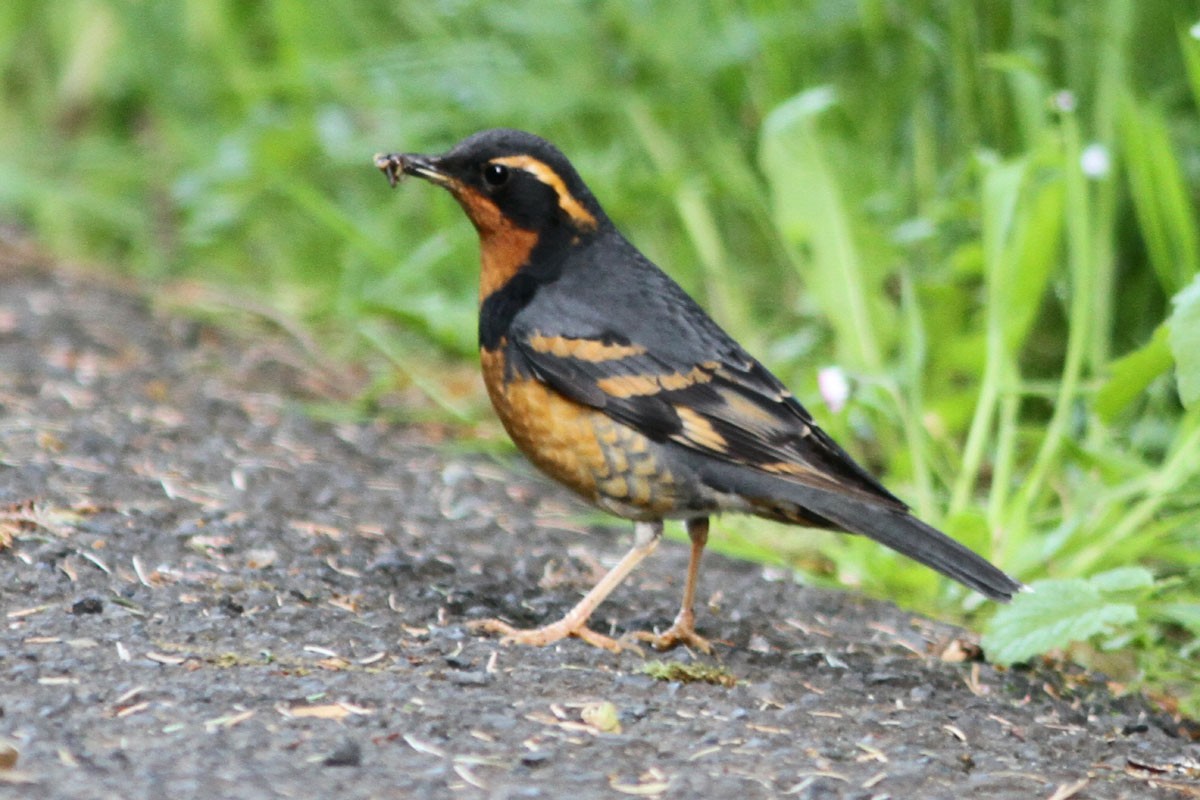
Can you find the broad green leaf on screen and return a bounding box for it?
[982,578,1138,665]
[1118,93,1200,295]
[362,292,477,357]
[975,143,1067,355]
[760,88,891,372]
[980,158,1025,307]
[1155,602,1200,636]
[1001,171,1063,352]
[1095,324,1173,421]
[1086,566,1155,593]
[1169,273,1200,408]
[1183,29,1200,135]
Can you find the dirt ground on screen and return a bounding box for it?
[2,249,1199,800]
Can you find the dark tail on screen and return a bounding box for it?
[810,498,1023,601]
[698,462,1024,601]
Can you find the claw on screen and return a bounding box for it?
[632,609,713,654]
[469,617,640,655]
[463,522,663,656]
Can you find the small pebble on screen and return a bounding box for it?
[323,738,361,767]
[218,595,244,615]
[447,670,491,687]
[444,653,473,670]
[71,597,103,615]
[0,738,18,769]
[866,671,901,685]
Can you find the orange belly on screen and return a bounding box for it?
[480,347,679,519]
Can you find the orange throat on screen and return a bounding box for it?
[478,224,539,301]
[450,186,540,302]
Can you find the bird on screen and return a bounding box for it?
[374,128,1022,654]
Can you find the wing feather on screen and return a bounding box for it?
[508,327,903,508]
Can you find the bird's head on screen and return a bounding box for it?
[375,129,604,239]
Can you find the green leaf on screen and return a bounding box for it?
[1086,566,1154,593]
[760,88,891,372]
[362,291,477,357]
[982,578,1138,665]
[1095,324,1173,421]
[1169,273,1200,408]
[1154,602,1200,636]
[1118,93,1200,295]
[1002,170,1064,352]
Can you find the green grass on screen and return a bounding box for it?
[2,0,1199,714]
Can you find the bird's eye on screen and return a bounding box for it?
[482,163,510,188]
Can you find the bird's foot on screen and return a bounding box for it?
[468,617,640,654]
[632,610,713,654]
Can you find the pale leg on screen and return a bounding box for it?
[470,520,662,653]
[634,517,713,653]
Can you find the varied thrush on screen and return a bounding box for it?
[375,129,1022,653]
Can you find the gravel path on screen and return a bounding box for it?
[2,252,1198,799]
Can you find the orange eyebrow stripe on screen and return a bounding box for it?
[527,334,647,362]
[492,155,598,230]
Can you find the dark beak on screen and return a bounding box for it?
[373,152,451,188]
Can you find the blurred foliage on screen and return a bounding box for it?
[2,0,1200,713]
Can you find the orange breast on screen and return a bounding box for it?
[480,347,680,520]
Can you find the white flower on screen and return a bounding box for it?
[1052,90,1077,113]
[1080,143,1111,179]
[818,366,850,413]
